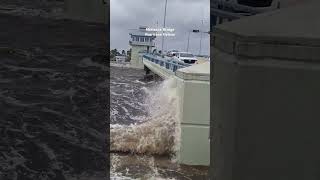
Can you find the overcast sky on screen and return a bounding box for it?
[110,0,210,55]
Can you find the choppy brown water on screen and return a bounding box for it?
[111,78,180,155]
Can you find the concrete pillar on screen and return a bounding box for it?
[131,47,146,69]
[65,0,107,23]
[175,62,210,166]
[211,1,320,179]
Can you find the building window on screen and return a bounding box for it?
[145,37,148,42]
[141,37,144,42]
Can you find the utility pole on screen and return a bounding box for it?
[199,20,204,55]
[187,29,200,53]
[186,31,191,52]
[161,0,168,54]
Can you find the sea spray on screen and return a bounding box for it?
[110,78,181,155]
[110,154,178,179]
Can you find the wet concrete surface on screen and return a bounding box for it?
[0,8,108,180]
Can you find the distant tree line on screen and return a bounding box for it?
[110,48,131,61]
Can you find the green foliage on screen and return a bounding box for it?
[110,48,120,59]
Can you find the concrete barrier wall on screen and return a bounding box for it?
[212,47,320,180]
[176,62,210,166]
[176,77,210,165]
[211,1,320,179]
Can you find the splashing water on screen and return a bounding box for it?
[110,78,181,155]
[110,153,178,180]
[110,67,208,179]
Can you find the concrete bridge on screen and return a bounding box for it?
[142,54,191,79]
[211,1,320,179]
[142,54,211,166]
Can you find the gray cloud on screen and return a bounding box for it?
[111,0,210,55]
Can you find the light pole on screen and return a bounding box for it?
[186,31,191,52]
[199,20,204,55]
[187,29,200,53]
[161,0,168,54]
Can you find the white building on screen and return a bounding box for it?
[115,55,126,63]
[129,26,156,69]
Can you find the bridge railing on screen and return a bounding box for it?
[142,54,191,72]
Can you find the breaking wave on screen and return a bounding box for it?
[110,154,177,180]
[110,78,181,155]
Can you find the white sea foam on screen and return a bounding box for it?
[110,62,131,68]
[110,154,177,180]
[110,78,181,155]
[111,109,119,116]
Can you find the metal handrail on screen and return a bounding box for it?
[143,54,190,72]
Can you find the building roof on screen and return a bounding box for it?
[129,30,156,37]
[129,26,157,37]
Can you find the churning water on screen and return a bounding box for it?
[110,65,182,179]
[0,2,108,178]
[0,0,64,19]
[111,74,180,155]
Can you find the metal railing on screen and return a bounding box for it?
[143,54,191,72]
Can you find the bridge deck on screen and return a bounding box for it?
[142,54,191,79]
